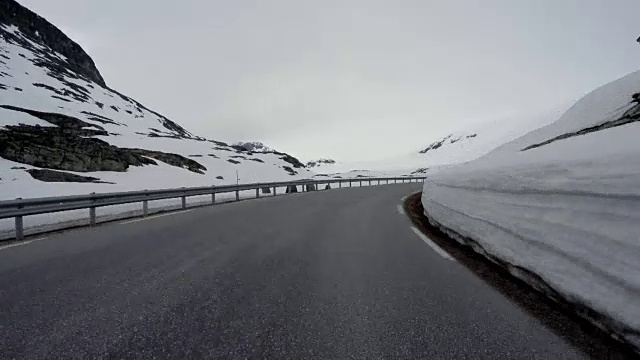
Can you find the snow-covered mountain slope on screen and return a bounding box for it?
[0,0,312,200]
[422,70,640,343]
[379,107,567,172]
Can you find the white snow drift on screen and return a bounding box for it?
[422,70,640,340]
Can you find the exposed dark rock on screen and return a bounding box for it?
[230,155,246,159]
[0,124,152,172]
[94,101,104,109]
[411,167,429,174]
[13,87,21,91]
[325,184,331,190]
[282,166,297,175]
[466,134,477,139]
[207,154,219,158]
[216,176,224,180]
[419,135,452,154]
[188,154,203,157]
[522,95,640,151]
[10,166,26,169]
[213,146,233,152]
[0,124,206,174]
[0,105,101,129]
[110,105,119,112]
[249,158,264,163]
[231,141,272,152]
[227,159,241,164]
[230,144,248,152]
[278,153,305,168]
[208,140,229,147]
[32,82,89,103]
[285,185,298,193]
[261,187,271,194]
[80,111,122,126]
[0,0,105,85]
[26,168,112,183]
[51,95,71,103]
[130,149,206,174]
[306,159,336,168]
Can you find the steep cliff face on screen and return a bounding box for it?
[0,0,313,196]
[0,0,105,86]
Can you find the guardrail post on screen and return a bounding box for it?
[211,191,216,204]
[14,197,24,241]
[369,179,372,186]
[142,190,149,216]
[339,181,342,188]
[89,192,96,226]
[235,190,240,201]
[349,180,352,187]
[359,180,362,187]
[377,179,380,185]
[273,186,277,196]
[256,188,260,198]
[15,216,24,241]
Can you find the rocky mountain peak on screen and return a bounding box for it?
[0,0,105,86]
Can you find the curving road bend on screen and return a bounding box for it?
[0,184,588,359]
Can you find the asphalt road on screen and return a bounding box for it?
[0,184,588,359]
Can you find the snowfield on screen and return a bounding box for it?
[0,22,316,201]
[422,70,640,343]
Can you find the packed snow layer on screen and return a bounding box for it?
[422,70,640,336]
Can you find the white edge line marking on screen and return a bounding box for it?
[397,205,405,215]
[410,226,455,261]
[0,237,47,251]
[120,209,195,224]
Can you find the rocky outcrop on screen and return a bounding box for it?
[419,135,452,154]
[0,105,100,129]
[0,124,153,172]
[0,124,206,174]
[282,166,297,176]
[232,141,272,152]
[306,159,336,168]
[522,94,640,151]
[0,0,105,86]
[26,168,111,183]
[130,149,206,174]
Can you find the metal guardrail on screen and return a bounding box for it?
[1,176,427,240]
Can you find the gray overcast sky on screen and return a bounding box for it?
[18,0,640,161]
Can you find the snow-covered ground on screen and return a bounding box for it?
[0,23,316,199]
[422,70,640,342]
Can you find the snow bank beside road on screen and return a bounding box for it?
[422,70,640,343]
